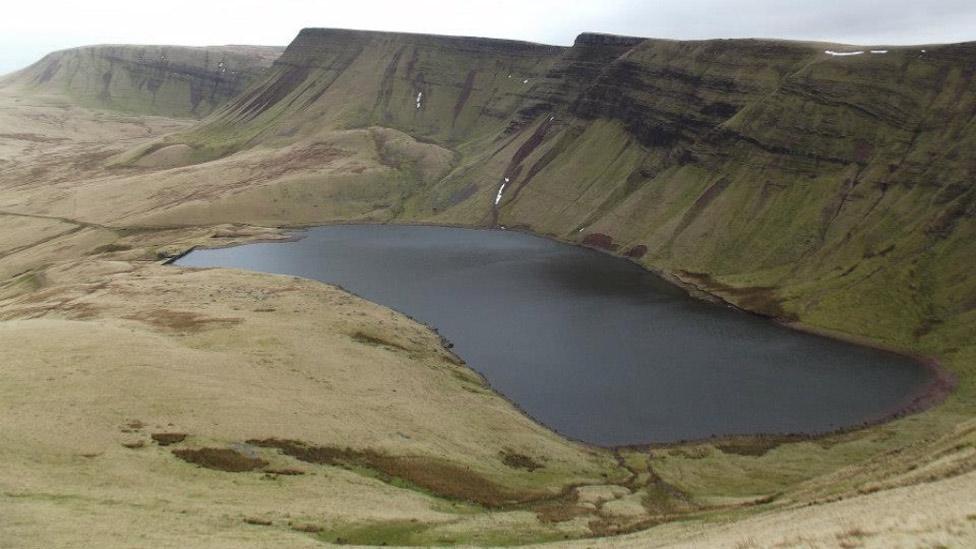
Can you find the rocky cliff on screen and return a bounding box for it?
[1,44,283,118]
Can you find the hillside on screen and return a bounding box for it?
[1,28,975,547]
[128,29,976,351]
[0,44,283,118]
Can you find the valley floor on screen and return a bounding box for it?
[0,92,974,548]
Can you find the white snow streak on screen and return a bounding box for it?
[495,182,507,205]
[416,91,423,110]
[825,50,865,57]
[870,50,889,54]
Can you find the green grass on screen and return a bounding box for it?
[33,29,976,544]
[5,44,280,119]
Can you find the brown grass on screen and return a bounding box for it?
[172,448,268,472]
[264,468,305,476]
[835,527,872,548]
[246,438,546,507]
[151,432,187,446]
[89,243,133,254]
[290,523,323,533]
[371,455,537,507]
[124,309,242,332]
[678,271,794,320]
[715,437,783,457]
[838,527,870,538]
[350,331,409,351]
[582,233,618,251]
[535,501,591,524]
[500,450,544,471]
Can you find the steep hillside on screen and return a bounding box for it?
[167,29,563,158]
[113,27,976,460]
[0,44,283,118]
[133,30,976,355]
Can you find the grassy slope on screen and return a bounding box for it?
[161,29,562,162]
[154,31,976,373]
[0,44,283,118]
[3,29,976,546]
[0,93,679,546]
[136,29,976,541]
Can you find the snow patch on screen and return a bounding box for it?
[494,182,507,205]
[416,91,423,110]
[523,79,529,84]
[825,50,865,57]
[870,50,889,54]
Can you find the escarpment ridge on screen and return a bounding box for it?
[135,28,976,354]
[1,44,283,117]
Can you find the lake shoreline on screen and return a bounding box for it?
[167,220,955,451]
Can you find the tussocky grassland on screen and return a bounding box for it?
[1,31,975,547]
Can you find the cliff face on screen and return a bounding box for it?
[1,44,283,118]
[505,39,976,346]
[153,29,976,349]
[185,28,564,156]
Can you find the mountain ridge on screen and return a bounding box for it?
[119,26,976,355]
[0,43,284,118]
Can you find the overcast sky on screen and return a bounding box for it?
[2,0,975,75]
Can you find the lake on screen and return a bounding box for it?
[176,225,933,446]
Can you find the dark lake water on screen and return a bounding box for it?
[176,225,932,446]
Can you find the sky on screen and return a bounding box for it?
[2,0,976,75]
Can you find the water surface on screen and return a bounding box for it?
[177,225,932,446]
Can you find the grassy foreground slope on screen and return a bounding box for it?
[0,81,693,546]
[0,44,283,118]
[1,29,975,547]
